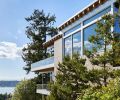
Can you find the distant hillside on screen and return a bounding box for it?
[0,81,20,87]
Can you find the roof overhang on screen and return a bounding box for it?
[43,34,62,48]
[58,0,107,31]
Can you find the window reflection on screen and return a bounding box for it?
[64,36,72,56]
[64,24,81,36]
[114,3,120,33]
[83,6,111,25]
[47,45,54,56]
[114,18,120,33]
[83,23,97,50]
[73,32,81,55]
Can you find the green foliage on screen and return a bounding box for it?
[48,54,120,100]
[85,14,120,86]
[90,58,99,65]
[77,78,120,100]
[11,79,41,100]
[48,12,120,100]
[86,13,120,66]
[0,93,12,100]
[77,9,120,100]
[108,33,120,66]
[22,9,58,73]
[47,55,90,100]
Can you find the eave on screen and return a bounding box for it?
[43,34,62,48]
[58,0,107,31]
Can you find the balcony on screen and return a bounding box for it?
[36,84,50,95]
[31,56,54,72]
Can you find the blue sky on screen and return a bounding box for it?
[0,0,93,80]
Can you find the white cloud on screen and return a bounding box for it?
[84,41,93,47]
[0,41,25,59]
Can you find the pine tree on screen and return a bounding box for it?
[111,0,120,66]
[85,13,120,86]
[47,55,89,100]
[22,10,58,73]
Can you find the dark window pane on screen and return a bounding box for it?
[73,32,81,55]
[43,73,50,84]
[64,36,72,56]
[114,2,119,12]
[64,24,81,36]
[114,18,120,33]
[83,6,111,25]
[114,3,120,33]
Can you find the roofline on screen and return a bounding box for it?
[58,0,98,28]
[58,0,108,31]
[43,33,62,48]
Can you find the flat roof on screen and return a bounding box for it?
[58,0,107,31]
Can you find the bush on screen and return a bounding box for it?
[77,78,120,100]
[11,79,41,100]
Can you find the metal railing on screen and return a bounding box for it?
[37,84,48,90]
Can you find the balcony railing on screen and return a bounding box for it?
[37,84,48,90]
[31,56,54,71]
[36,84,50,95]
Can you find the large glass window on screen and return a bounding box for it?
[64,24,81,36]
[37,72,53,84]
[83,6,111,25]
[114,18,120,33]
[73,32,81,55]
[64,36,72,56]
[83,23,97,50]
[114,3,120,33]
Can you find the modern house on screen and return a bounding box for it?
[31,0,120,97]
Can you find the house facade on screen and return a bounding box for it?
[31,0,120,96]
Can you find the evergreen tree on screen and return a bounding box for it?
[111,0,120,66]
[48,2,120,99]
[77,78,120,100]
[47,55,90,100]
[0,93,11,100]
[22,10,58,73]
[85,13,120,86]
[11,79,42,100]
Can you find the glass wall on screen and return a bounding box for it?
[83,6,111,25]
[64,36,72,56]
[37,72,53,84]
[63,4,112,56]
[83,23,97,50]
[64,31,81,56]
[42,72,53,84]
[73,32,81,55]
[64,24,81,36]
[114,3,120,33]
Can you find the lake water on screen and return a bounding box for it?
[0,87,15,94]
